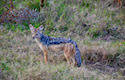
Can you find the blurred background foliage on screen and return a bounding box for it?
[0,0,125,40]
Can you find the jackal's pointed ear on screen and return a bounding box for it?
[29,24,34,28]
[29,24,36,32]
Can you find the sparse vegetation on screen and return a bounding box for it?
[0,0,125,80]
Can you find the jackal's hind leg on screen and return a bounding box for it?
[64,47,71,64]
[42,46,48,64]
[64,44,75,66]
[64,53,71,64]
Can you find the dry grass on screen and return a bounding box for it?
[0,30,125,80]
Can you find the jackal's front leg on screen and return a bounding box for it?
[42,46,48,64]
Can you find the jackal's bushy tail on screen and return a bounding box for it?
[70,40,82,67]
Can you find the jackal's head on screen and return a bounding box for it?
[29,24,44,39]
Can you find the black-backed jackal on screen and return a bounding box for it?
[29,24,81,67]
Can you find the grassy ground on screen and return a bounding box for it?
[0,29,125,80]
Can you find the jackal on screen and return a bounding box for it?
[29,24,81,67]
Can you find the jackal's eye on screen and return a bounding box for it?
[35,33,38,36]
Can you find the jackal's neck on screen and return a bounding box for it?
[34,32,49,46]
[35,32,45,42]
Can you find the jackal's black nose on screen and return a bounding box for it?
[77,63,81,67]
